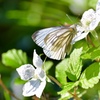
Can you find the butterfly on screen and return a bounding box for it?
[32,24,77,60]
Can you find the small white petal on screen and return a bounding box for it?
[81,9,96,29]
[81,9,95,22]
[89,19,99,30]
[89,0,100,31]
[16,64,35,80]
[96,0,100,14]
[23,79,46,98]
[35,68,46,81]
[35,81,46,98]
[89,0,100,30]
[33,49,43,68]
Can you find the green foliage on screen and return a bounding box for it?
[56,48,83,85]
[0,0,100,100]
[56,59,68,86]
[55,46,100,99]
[66,48,83,81]
[55,48,83,99]
[2,49,28,68]
[58,82,79,100]
[56,48,82,85]
[82,46,100,61]
[79,62,100,89]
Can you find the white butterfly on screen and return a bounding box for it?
[32,25,78,60]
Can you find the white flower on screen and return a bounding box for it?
[72,0,100,44]
[16,50,46,98]
[81,0,100,30]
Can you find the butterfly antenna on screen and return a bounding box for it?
[66,14,81,24]
[39,53,44,57]
[66,14,73,23]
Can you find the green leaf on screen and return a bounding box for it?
[81,53,91,59]
[82,46,100,61]
[66,48,83,81]
[55,59,68,85]
[91,50,100,61]
[2,49,28,68]
[56,48,83,85]
[58,91,72,100]
[79,62,100,89]
[59,82,79,94]
[74,39,89,53]
[81,47,94,59]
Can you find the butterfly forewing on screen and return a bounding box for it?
[32,27,63,49]
[32,25,77,60]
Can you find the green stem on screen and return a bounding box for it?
[47,75,62,87]
[73,87,82,100]
[86,35,95,47]
[48,75,82,100]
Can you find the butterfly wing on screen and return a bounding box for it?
[32,27,63,48]
[32,25,76,60]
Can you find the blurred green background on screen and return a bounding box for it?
[0,0,98,100]
[0,0,97,55]
[0,0,92,55]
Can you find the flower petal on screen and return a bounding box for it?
[16,64,35,80]
[22,79,46,98]
[96,0,100,15]
[89,0,100,30]
[35,80,46,98]
[35,68,46,81]
[81,9,95,29]
[33,49,43,68]
[89,19,99,30]
[89,0,100,31]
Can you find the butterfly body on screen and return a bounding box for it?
[32,24,77,60]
